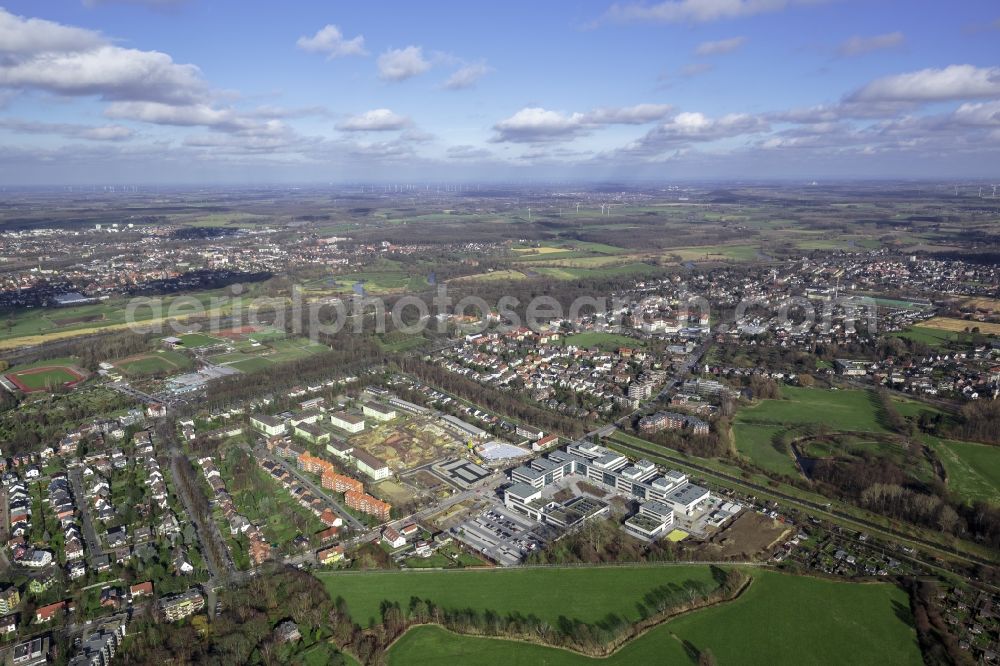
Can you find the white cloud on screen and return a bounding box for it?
[0,9,206,105]
[104,101,288,139]
[583,104,673,124]
[0,45,206,104]
[0,118,134,141]
[443,63,492,90]
[0,7,104,55]
[377,46,431,82]
[447,145,493,159]
[952,100,1000,126]
[616,111,769,157]
[296,24,367,58]
[0,8,303,144]
[851,65,1000,102]
[695,36,746,55]
[493,108,587,142]
[492,104,673,143]
[837,32,904,57]
[600,0,823,24]
[337,109,412,132]
[769,100,916,123]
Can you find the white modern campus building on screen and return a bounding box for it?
[509,441,710,516]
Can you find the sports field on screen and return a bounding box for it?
[178,332,226,348]
[112,349,191,376]
[385,570,921,666]
[3,357,88,392]
[206,335,327,373]
[319,564,720,628]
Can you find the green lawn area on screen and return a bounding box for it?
[735,387,888,433]
[925,436,1000,505]
[401,553,456,568]
[386,571,920,666]
[228,356,275,373]
[732,424,799,477]
[178,332,225,348]
[319,565,720,628]
[377,335,428,353]
[563,332,644,351]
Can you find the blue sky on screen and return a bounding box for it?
[0,0,998,183]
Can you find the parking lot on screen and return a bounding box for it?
[451,504,551,566]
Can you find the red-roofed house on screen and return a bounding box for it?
[130,581,154,598]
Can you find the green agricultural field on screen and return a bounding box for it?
[386,571,921,666]
[925,436,1000,505]
[533,262,658,280]
[893,326,961,348]
[179,212,270,227]
[563,332,644,351]
[568,241,630,255]
[667,244,760,262]
[735,386,888,433]
[454,269,529,283]
[320,564,720,628]
[532,255,640,269]
[511,249,590,262]
[733,424,799,477]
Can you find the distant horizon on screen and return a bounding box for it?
[0,1,998,183]
[2,178,1000,191]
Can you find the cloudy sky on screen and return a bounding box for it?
[0,0,998,184]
